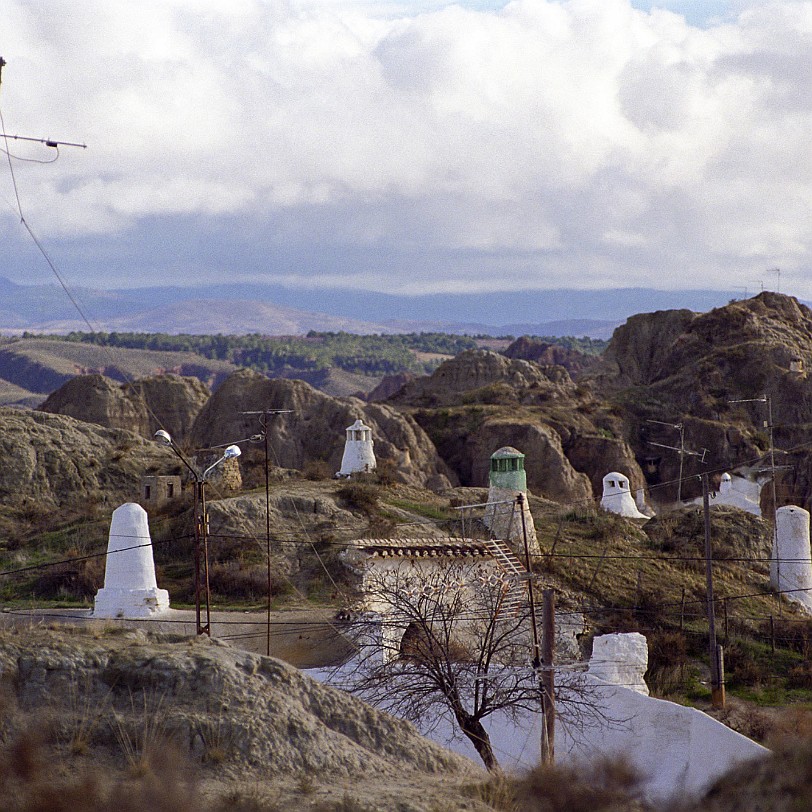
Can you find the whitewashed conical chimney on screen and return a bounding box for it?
[94,503,170,618]
[338,419,376,477]
[601,472,648,519]
[771,505,812,614]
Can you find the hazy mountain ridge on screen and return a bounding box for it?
[1,276,756,337]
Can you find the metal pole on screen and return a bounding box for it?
[677,424,685,504]
[264,416,272,657]
[541,589,556,763]
[519,496,552,764]
[702,473,724,707]
[766,394,782,616]
[199,479,212,636]
[193,479,204,635]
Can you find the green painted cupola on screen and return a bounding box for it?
[489,446,526,492]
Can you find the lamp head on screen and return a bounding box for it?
[223,444,241,459]
[154,429,173,446]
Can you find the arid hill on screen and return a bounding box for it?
[0,336,235,406]
[39,373,210,443]
[187,369,456,491]
[0,626,482,811]
[0,408,178,512]
[391,349,644,502]
[502,335,598,377]
[589,292,812,506]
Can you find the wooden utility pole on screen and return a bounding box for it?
[541,589,555,762]
[519,495,554,763]
[241,409,292,656]
[702,473,725,708]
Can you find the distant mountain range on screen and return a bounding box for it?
[1,276,770,337]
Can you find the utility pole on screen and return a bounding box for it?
[729,394,791,613]
[519,495,554,763]
[155,431,241,636]
[702,473,725,708]
[241,409,292,656]
[541,589,555,762]
[648,420,707,504]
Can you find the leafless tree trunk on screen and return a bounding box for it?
[330,557,592,772]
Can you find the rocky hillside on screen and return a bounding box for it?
[0,626,482,811]
[0,408,178,513]
[390,349,644,503]
[187,369,456,491]
[39,373,210,444]
[590,292,812,506]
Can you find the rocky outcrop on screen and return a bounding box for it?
[590,293,812,505]
[461,419,593,503]
[367,372,415,402]
[127,374,211,441]
[597,309,697,388]
[39,373,209,442]
[0,627,478,809]
[207,486,368,547]
[503,336,596,378]
[394,351,644,504]
[187,369,456,490]
[39,374,143,431]
[0,407,178,509]
[397,349,572,407]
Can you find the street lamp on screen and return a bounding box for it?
[154,430,241,636]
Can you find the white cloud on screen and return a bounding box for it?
[1,0,812,297]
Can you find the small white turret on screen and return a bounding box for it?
[601,472,648,519]
[338,418,376,477]
[93,503,170,618]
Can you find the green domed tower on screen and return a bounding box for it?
[485,446,538,555]
[489,446,527,492]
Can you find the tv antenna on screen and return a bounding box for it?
[0,56,87,151]
[647,420,708,504]
[729,394,793,607]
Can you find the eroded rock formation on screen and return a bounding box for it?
[187,369,456,490]
[39,372,209,443]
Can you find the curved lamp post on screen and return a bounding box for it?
[155,430,241,636]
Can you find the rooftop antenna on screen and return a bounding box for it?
[0,57,86,150]
[647,419,708,504]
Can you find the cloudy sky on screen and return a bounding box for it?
[1,0,811,301]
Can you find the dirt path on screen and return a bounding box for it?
[0,606,356,669]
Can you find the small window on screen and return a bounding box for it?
[167,483,174,499]
[144,485,152,500]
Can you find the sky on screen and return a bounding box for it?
[1,0,811,300]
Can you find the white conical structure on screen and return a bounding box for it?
[600,472,648,519]
[337,418,376,477]
[715,472,761,516]
[771,505,812,614]
[94,503,170,618]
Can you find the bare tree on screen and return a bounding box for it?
[332,557,591,772]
